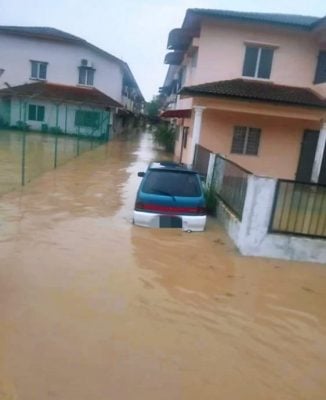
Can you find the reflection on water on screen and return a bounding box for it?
[0,131,326,400]
[0,130,102,195]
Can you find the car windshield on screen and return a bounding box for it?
[142,170,201,197]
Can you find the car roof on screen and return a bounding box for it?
[148,161,198,173]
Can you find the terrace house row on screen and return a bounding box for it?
[161,9,326,184]
[0,26,144,137]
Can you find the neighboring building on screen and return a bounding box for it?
[160,9,326,184]
[0,26,144,137]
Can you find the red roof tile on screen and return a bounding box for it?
[0,82,122,108]
[180,79,326,108]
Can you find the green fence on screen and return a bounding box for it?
[0,129,108,195]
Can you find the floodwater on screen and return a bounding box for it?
[0,130,99,195]
[0,131,326,400]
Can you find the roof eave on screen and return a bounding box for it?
[182,8,321,32]
[180,89,326,110]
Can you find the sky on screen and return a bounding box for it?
[0,0,325,101]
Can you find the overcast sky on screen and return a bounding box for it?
[1,0,325,101]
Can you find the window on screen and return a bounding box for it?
[75,110,100,127]
[242,46,274,79]
[28,104,45,121]
[78,67,95,86]
[231,126,261,155]
[30,61,47,80]
[142,171,201,197]
[314,51,326,84]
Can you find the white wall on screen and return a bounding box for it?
[217,175,326,264]
[10,98,110,136]
[0,33,123,103]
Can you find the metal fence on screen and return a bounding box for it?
[269,179,326,238]
[212,155,252,220]
[193,144,211,177]
[0,129,108,196]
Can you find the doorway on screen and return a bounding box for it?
[295,130,325,183]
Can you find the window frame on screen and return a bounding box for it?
[28,104,45,122]
[230,126,261,156]
[30,60,48,80]
[242,45,275,80]
[78,66,95,86]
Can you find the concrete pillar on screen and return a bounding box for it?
[311,120,326,183]
[189,106,205,164]
[206,152,216,186]
[238,175,277,255]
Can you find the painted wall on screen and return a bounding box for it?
[198,109,320,179]
[193,19,323,90]
[0,33,123,103]
[216,175,326,263]
[10,98,109,137]
[174,116,194,164]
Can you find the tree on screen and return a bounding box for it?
[146,98,160,124]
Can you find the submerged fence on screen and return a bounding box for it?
[193,144,211,177]
[212,155,252,220]
[0,129,108,196]
[269,179,326,238]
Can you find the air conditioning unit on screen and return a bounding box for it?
[81,58,88,66]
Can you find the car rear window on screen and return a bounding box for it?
[142,170,202,197]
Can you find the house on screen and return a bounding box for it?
[0,26,144,137]
[160,9,326,184]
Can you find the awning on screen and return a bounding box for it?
[160,109,192,119]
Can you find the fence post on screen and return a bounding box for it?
[206,153,216,186]
[21,130,26,186]
[54,104,59,168]
[21,102,27,186]
[64,104,68,134]
[76,107,81,156]
[238,175,277,254]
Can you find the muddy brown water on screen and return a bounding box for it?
[0,130,98,196]
[0,131,326,400]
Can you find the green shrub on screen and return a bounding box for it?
[49,126,63,134]
[0,116,9,128]
[41,123,49,133]
[152,123,176,153]
[16,120,30,131]
[204,183,218,216]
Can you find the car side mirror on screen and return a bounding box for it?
[137,172,145,177]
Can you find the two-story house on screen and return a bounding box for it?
[0,26,144,137]
[160,9,326,184]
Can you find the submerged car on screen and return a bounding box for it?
[133,161,207,231]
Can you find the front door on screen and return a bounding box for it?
[296,130,319,183]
